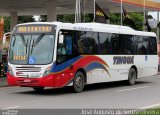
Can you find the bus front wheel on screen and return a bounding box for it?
[33,87,44,92]
[128,68,137,85]
[73,71,85,93]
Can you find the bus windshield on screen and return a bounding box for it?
[9,34,55,65]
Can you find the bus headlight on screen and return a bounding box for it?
[43,66,51,76]
[8,66,14,76]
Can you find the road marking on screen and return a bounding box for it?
[2,106,21,110]
[117,86,148,92]
[140,103,160,109]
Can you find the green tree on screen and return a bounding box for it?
[39,14,93,23]
[39,15,47,22]
[57,14,75,22]
[39,15,75,22]
[110,13,121,25]
[110,13,144,31]
[18,16,35,23]
[36,13,149,31]
[85,14,94,22]
[2,16,35,32]
[129,13,144,31]
[3,17,11,32]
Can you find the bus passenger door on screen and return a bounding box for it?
[56,30,74,87]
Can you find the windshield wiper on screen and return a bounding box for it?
[12,34,28,55]
[20,34,28,54]
[12,35,16,47]
[12,34,28,47]
[31,33,45,54]
[20,34,28,47]
[32,33,45,47]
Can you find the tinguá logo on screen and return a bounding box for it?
[113,56,134,65]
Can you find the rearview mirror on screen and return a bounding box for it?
[2,35,6,44]
[59,31,64,44]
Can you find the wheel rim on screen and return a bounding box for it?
[130,71,136,83]
[75,74,83,89]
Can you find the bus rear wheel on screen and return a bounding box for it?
[33,87,44,92]
[128,68,137,85]
[73,71,85,93]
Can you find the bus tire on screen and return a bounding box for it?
[73,71,85,93]
[33,87,44,92]
[128,68,137,85]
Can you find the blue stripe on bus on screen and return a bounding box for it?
[51,56,83,73]
[85,62,107,72]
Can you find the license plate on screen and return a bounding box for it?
[24,79,31,83]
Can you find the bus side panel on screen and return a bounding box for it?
[135,55,158,78]
[87,55,130,84]
[87,71,98,84]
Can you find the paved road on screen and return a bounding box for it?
[0,75,160,109]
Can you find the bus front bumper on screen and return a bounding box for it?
[7,73,73,88]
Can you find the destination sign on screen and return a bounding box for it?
[16,25,53,33]
[13,55,26,61]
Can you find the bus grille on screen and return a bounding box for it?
[15,67,41,73]
[15,66,42,77]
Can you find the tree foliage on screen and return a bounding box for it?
[128,13,144,31]
[39,14,94,23]
[3,17,11,33]
[39,13,144,31]
[2,16,35,32]
[39,15,47,22]
[110,13,144,31]
[18,16,35,24]
[0,13,151,33]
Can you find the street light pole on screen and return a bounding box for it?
[143,0,146,31]
[94,0,96,22]
[121,0,123,26]
[157,11,160,41]
[75,0,81,23]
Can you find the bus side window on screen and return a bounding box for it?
[58,31,73,55]
[74,31,98,55]
[137,36,148,55]
[121,35,135,54]
[111,34,120,54]
[57,30,73,63]
[148,37,157,55]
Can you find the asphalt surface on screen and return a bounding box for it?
[0,77,7,87]
[0,75,160,109]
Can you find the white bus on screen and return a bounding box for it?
[7,22,158,93]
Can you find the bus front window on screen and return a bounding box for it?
[9,34,55,65]
[30,34,55,64]
[9,35,29,64]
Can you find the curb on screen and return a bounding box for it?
[0,85,9,88]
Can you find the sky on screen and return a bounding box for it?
[149,12,160,20]
[148,0,160,20]
[152,0,160,2]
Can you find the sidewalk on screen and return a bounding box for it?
[0,77,8,87]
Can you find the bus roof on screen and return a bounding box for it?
[15,21,157,37]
